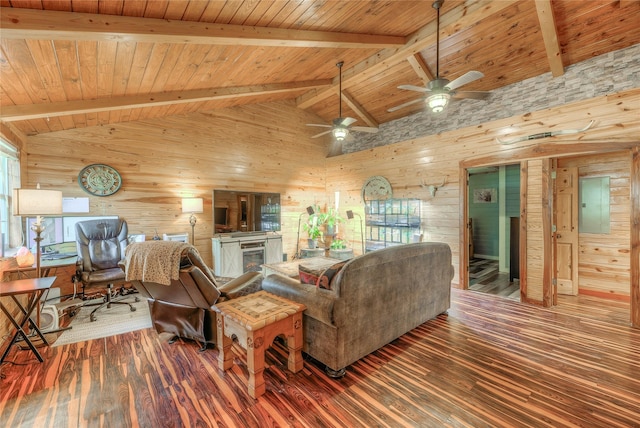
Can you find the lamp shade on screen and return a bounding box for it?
[182,197,204,214]
[13,186,63,216]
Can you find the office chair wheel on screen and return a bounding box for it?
[135,297,140,302]
[130,306,137,312]
[90,314,97,322]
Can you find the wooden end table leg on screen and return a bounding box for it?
[287,312,304,373]
[246,330,266,398]
[216,313,233,371]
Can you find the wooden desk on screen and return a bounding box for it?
[2,256,77,281]
[214,291,306,398]
[0,276,56,364]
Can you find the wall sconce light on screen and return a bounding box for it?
[182,197,203,245]
[13,183,63,277]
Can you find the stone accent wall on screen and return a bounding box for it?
[347,44,640,153]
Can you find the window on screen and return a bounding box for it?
[1,139,21,255]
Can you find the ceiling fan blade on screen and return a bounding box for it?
[336,117,358,127]
[306,123,332,128]
[453,91,491,100]
[398,84,431,93]
[311,129,332,138]
[445,70,484,91]
[327,140,343,157]
[351,126,379,134]
[387,97,425,112]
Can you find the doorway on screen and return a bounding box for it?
[554,153,632,303]
[467,164,521,300]
[459,145,639,328]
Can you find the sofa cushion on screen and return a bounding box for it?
[317,261,347,290]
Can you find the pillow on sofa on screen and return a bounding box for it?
[299,264,323,285]
[317,261,347,290]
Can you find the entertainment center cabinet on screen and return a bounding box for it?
[211,233,283,277]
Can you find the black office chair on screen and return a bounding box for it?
[74,218,138,321]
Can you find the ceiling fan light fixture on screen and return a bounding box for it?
[427,92,450,113]
[333,126,349,141]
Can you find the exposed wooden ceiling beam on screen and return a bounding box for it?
[535,0,564,77]
[297,0,513,109]
[406,53,435,85]
[0,7,405,49]
[341,91,379,128]
[0,80,332,121]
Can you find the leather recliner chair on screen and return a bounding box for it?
[75,217,138,322]
[124,241,263,351]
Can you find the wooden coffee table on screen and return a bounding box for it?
[262,256,341,279]
[213,291,306,398]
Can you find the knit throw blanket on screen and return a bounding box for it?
[125,241,193,286]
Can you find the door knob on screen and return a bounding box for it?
[556,233,562,239]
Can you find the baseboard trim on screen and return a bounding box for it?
[472,254,499,261]
[578,289,630,302]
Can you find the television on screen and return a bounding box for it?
[213,190,281,233]
[214,207,228,226]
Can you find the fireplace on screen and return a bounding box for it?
[241,242,265,273]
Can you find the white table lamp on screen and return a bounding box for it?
[13,184,63,278]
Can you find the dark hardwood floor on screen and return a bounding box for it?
[1,289,638,427]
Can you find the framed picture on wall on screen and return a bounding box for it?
[473,188,497,203]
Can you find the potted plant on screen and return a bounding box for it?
[303,205,323,248]
[321,207,343,237]
[330,237,347,250]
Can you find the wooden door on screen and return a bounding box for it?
[554,167,579,295]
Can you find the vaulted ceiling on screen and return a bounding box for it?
[1,0,639,137]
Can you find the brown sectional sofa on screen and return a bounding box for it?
[261,242,454,375]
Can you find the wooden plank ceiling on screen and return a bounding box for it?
[1,0,639,137]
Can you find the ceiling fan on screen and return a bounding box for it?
[388,0,490,114]
[307,61,378,156]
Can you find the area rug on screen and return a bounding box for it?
[52,297,152,347]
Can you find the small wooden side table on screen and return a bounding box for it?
[0,276,55,364]
[214,290,306,398]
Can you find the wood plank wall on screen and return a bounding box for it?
[2,89,638,346]
[558,151,632,299]
[326,89,639,306]
[19,101,330,265]
[524,159,546,303]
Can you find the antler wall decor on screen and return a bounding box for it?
[420,177,447,197]
[496,120,595,145]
